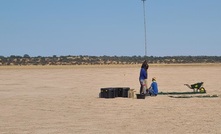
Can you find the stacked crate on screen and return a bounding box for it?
[100,88,115,98]
[100,87,130,99]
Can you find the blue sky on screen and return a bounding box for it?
[0,0,221,57]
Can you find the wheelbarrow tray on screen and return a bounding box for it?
[190,82,203,89]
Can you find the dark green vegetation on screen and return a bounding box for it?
[0,55,221,66]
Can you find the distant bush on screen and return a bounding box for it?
[0,55,221,66]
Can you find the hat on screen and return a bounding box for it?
[152,77,156,81]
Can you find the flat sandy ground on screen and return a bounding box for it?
[0,64,221,134]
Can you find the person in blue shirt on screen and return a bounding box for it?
[139,60,149,94]
[148,77,158,96]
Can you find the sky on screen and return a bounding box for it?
[0,0,221,57]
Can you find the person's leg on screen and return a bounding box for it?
[145,79,148,90]
[140,81,142,94]
[149,88,153,96]
[140,80,146,94]
[143,82,147,94]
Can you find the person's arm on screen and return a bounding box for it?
[143,69,147,79]
[148,82,153,90]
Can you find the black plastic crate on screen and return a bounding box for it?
[100,88,115,98]
[122,87,130,97]
[136,94,145,99]
[113,88,120,97]
[115,88,123,97]
[115,87,130,98]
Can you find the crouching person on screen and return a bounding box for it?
[148,77,158,96]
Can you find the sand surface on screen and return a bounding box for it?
[0,64,221,134]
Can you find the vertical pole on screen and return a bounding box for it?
[142,0,147,56]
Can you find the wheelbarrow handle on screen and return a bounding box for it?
[184,84,192,89]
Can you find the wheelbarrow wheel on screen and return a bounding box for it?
[199,87,206,93]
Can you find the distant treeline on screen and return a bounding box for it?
[0,54,221,66]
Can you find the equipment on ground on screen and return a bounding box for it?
[184,82,206,93]
[99,87,130,99]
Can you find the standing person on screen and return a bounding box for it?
[148,77,158,96]
[139,60,149,94]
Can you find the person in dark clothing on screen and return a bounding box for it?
[139,60,149,94]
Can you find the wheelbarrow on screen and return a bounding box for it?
[184,82,206,93]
